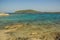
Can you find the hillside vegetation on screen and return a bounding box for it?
[15,10,40,13]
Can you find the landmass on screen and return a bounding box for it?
[15,9,60,14]
[15,9,40,13]
[0,10,60,14]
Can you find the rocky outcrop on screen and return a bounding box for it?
[0,12,9,16]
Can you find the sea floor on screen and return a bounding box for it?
[0,23,60,40]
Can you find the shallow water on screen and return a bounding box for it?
[0,13,60,27]
[0,13,60,40]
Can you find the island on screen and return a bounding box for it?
[15,9,40,13]
[14,9,60,14]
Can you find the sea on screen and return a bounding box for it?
[0,13,60,29]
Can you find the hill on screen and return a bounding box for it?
[15,10,60,14]
[15,10,40,13]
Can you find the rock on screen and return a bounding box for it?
[0,12,9,16]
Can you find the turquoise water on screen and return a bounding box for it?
[0,13,60,27]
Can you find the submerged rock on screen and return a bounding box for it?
[0,24,60,40]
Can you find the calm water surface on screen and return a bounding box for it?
[0,13,60,26]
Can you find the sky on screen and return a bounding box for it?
[0,0,60,12]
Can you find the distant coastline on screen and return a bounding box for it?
[15,9,40,13]
[0,10,60,14]
[14,9,60,14]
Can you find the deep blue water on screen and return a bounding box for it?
[0,13,60,26]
